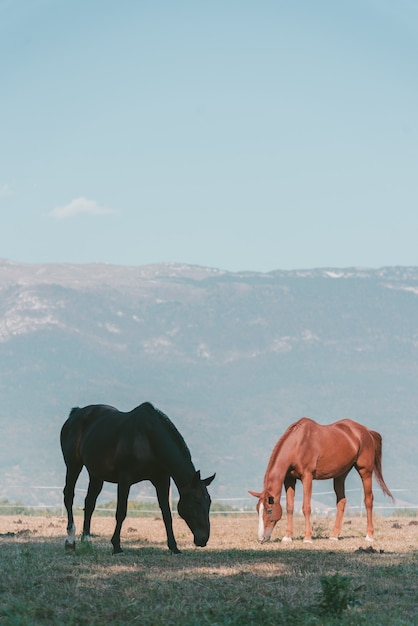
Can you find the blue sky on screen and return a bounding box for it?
[1,0,417,272]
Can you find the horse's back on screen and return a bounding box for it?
[295,417,375,442]
[61,404,115,440]
[284,418,374,478]
[331,419,380,449]
[60,402,158,473]
[312,418,377,452]
[60,404,125,463]
[287,417,377,444]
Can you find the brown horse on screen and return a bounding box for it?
[249,418,393,543]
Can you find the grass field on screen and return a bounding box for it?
[0,512,417,625]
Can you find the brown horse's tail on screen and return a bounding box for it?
[370,430,394,501]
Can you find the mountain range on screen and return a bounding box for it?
[0,259,417,512]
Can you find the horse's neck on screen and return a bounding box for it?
[153,421,195,489]
[167,451,196,491]
[265,470,286,497]
[264,442,292,496]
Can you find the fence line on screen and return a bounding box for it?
[0,484,417,516]
[0,504,417,516]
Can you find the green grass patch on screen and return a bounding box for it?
[0,515,417,625]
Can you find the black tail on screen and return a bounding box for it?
[60,407,82,461]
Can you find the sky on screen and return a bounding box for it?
[1,0,418,273]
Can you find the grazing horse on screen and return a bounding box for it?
[60,402,215,554]
[249,418,393,544]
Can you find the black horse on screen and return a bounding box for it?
[60,402,215,554]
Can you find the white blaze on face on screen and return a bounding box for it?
[258,502,265,542]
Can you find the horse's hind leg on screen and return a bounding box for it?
[63,464,82,550]
[358,469,374,541]
[111,481,130,555]
[330,474,348,540]
[82,476,104,541]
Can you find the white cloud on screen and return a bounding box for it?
[49,197,116,218]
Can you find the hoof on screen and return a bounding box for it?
[112,548,125,556]
[329,536,339,542]
[65,540,75,551]
[303,539,313,544]
[281,536,292,543]
[365,534,374,543]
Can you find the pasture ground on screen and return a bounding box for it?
[0,513,417,625]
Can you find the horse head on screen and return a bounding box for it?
[177,471,216,547]
[248,489,282,542]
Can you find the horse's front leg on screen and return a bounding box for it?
[111,481,130,555]
[82,476,103,541]
[155,476,180,554]
[330,474,348,540]
[301,473,313,543]
[283,476,296,542]
[63,465,82,550]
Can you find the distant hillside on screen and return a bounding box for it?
[0,259,417,510]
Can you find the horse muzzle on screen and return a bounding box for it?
[258,527,273,543]
[193,533,209,547]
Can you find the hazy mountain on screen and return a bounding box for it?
[0,259,417,511]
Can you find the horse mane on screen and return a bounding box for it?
[140,402,192,462]
[265,419,306,475]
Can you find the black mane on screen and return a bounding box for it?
[141,402,192,462]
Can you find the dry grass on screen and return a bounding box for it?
[0,513,417,625]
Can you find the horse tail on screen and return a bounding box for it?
[60,407,83,461]
[370,430,394,501]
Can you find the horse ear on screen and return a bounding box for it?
[192,470,201,486]
[203,473,216,486]
[248,490,262,498]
